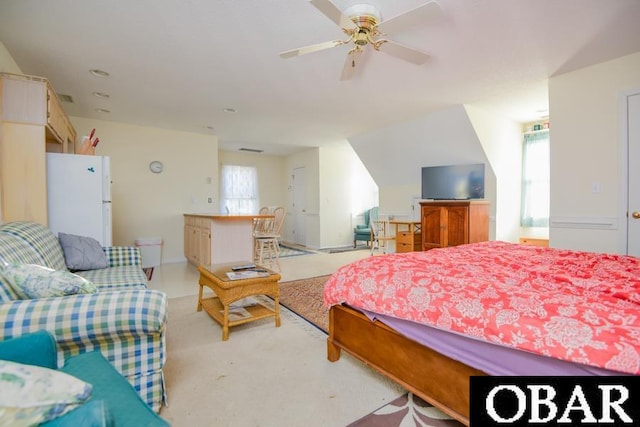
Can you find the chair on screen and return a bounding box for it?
[370,214,393,255]
[0,331,169,426]
[253,207,271,233]
[354,207,378,247]
[254,207,285,269]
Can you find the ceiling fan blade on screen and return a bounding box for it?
[376,1,442,35]
[340,48,365,81]
[280,40,344,58]
[377,40,430,65]
[310,0,357,30]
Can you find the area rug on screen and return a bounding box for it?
[324,245,370,254]
[348,392,463,427]
[278,244,315,258]
[278,274,331,333]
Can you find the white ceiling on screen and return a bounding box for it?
[1,0,639,155]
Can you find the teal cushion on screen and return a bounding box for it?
[0,360,93,426]
[61,352,170,427]
[42,399,114,427]
[0,263,97,299]
[0,331,58,369]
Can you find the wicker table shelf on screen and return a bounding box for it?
[197,262,281,341]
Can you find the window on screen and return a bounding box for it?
[220,165,259,214]
[521,130,550,227]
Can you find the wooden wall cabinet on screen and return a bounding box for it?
[184,216,212,266]
[45,84,77,153]
[0,73,77,224]
[420,200,489,250]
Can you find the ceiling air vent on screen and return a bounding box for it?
[239,148,264,153]
[57,93,74,103]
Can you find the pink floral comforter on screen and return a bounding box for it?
[323,241,640,374]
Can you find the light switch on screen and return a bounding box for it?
[592,182,601,194]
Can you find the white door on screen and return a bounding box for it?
[627,92,640,255]
[292,167,307,246]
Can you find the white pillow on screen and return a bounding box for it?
[0,360,92,426]
[0,263,97,299]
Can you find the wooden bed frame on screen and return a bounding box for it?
[327,304,486,426]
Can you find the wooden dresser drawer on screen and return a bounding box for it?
[396,231,415,244]
[396,233,421,253]
[519,237,549,247]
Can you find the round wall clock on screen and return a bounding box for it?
[149,160,164,174]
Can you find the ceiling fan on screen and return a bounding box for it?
[280,0,442,80]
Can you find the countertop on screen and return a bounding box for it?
[184,213,273,219]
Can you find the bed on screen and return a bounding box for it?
[323,241,640,425]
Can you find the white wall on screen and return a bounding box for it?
[319,141,377,248]
[465,105,523,242]
[349,105,498,240]
[549,52,640,253]
[280,143,377,249]
[70,116,219,263]
[218,150,287,211]
[0,42,21,74]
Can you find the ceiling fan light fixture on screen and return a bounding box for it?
[344,4,381,22]
[281,0,441,80]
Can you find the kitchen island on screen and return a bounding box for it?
[184,213,273,266]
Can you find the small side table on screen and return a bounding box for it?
[390,220,422,253]
[197,263,281,341]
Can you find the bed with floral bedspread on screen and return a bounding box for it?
[323,241,640,424]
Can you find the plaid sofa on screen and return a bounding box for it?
[0,221,168,413]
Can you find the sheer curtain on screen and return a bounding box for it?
[220,165,259,214]
[521,131,550,227]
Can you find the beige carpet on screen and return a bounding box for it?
[159,293,405,426]
[276,276,461,427]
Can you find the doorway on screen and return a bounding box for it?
[624,91,640,255]
[291,167,307,246]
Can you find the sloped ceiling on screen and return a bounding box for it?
[1,0,639,155]
[349,105,487,187]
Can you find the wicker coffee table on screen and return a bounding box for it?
[197,263,281,341]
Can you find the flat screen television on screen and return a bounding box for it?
[421,163,485,200]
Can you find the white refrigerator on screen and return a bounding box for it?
[46,153,112,246]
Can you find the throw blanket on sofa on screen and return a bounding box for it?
[323,241,640,374]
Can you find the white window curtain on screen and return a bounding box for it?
[521,131,550,227]
[220,165,259,214]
